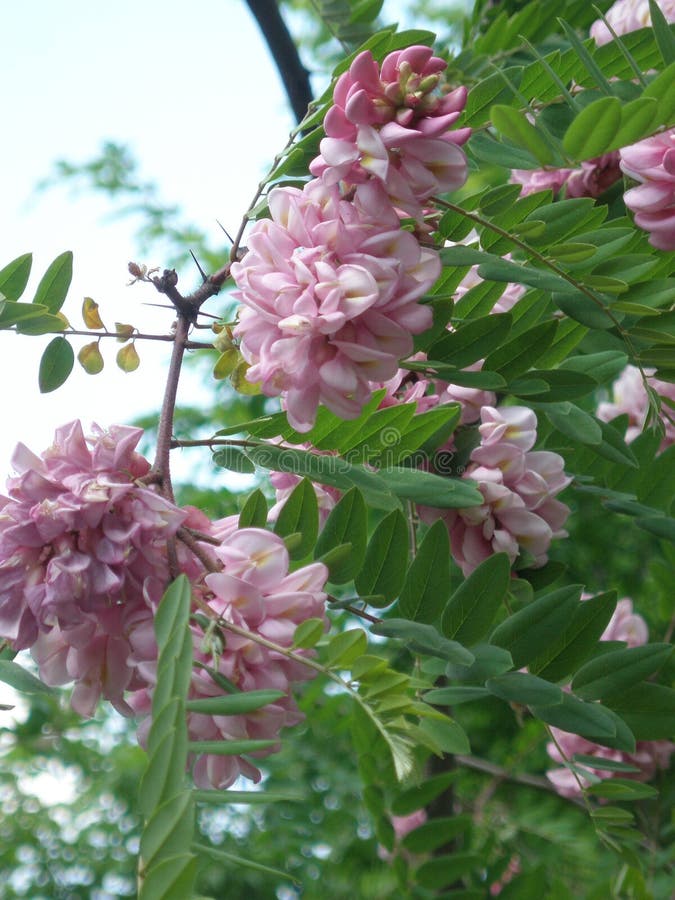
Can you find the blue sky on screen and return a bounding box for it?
[0,0,294,469]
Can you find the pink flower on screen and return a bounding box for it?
[232,179,439,431]
[600,596,649,646]
[546,595,674,797]
[420,406,570,574]
[510,167,574,197]
[391,809,427,840]
[132,528,329,789]
[590,0,675,45]
[310,46,469,220]
[511,153,621,200]
[597,364,675,449]
[546,728,674,799]
[0,421,186,712]
[620,130,675,250]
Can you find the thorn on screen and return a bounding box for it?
[216,219,236,245]
[189,250,209,283]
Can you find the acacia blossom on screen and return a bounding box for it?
[420,406,571,575]
[131,526,328,789]
[597,364,675,449]
[0,421,186,716]
[310,45,470,220]
[510,153,622,201]
[546,597,673,798]
[590,0,675,45]
[620,130,675,251]
[232,178,439,432]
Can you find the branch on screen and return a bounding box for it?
[245,0,314,124]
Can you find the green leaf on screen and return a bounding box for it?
[38,336,74,393]
[314,487,367,583]
[324,628,367,667]
[397,520,452,623]
[292,617,326,650]
[138,853,197,900]
[354,510,408,604]
[423,686,490,706]
[487,671,563,707]
[188,739,278,755]
[429,309,513,368]
[490,104,554,164]
[649,0,675,66]
[391,771,459,815]
[33,250,73,314]
[417,717,471,755]
[586,778,658,800]
[563,96,621,159]
[212,446,256,474]
[0,253,32,301]
[543,401,602,445]
[246,443,395,511]
[531,693,618,740]
[530,591,617,682]
[416,853,482,889]
[489,585,582,668]
[576,756,640,774]
[572,644,673,700]
[273,477,319,559]
[449,643,513,682]
[0,300,50,328]
[484,319,558,380]
[239,489,268,528]
[400,814,472,854]
[140,791,194,869]
[185,690,286,715]
[371,619,475,666]
[380,466,483,509]
[604,683,675,740]
[0,660,55,695]
[154,575,192,654]
[442,553,511,646]
[192,842,298,884]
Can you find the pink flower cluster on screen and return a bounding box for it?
[0,422,328,788]
[620,131,675,250]
[421,406,571,575]
[232,179,439,432]
[590,0,675,46]
[0,421,185,716]
[132,522,328,788]
[233,45,470,432]
[546,597,674,798]
[510,153,622,200]
[310,45,470,222]
[597,364,675,449]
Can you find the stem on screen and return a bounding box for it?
[455,752,578,797]
[151,314,190,501]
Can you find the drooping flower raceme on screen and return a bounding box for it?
[546,596,674,798]
[0,421,186,716]
[131,527,329,789]
[620,130,675,251]
[420,406,571,575]
[310,45,470,221]
[232,179,440,431]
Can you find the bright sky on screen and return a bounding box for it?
[0,0,294,472]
